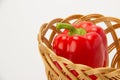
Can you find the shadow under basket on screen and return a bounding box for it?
[38,14,120,80]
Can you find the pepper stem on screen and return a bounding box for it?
[56,23,87,35]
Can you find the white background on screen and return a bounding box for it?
[0,0,120,80]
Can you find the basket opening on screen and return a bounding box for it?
[106,33,114,48]
[96,22,107,30]
[69,19,79,24]
[115,28,120,39]
[44,29,52,41]
[109,48,117,67]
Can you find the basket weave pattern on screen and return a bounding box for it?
[38,14,120,80]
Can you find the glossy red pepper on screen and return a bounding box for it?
[53,21,108,68]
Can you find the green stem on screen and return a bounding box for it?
[56,23,87,35]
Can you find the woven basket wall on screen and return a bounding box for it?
[38,14,120,80]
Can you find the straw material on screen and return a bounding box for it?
[38,14,120,80]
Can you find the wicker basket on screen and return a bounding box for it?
[38,14,120,80]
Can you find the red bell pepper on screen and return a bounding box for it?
[53,21,108,68]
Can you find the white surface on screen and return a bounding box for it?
[0,0,120,80]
